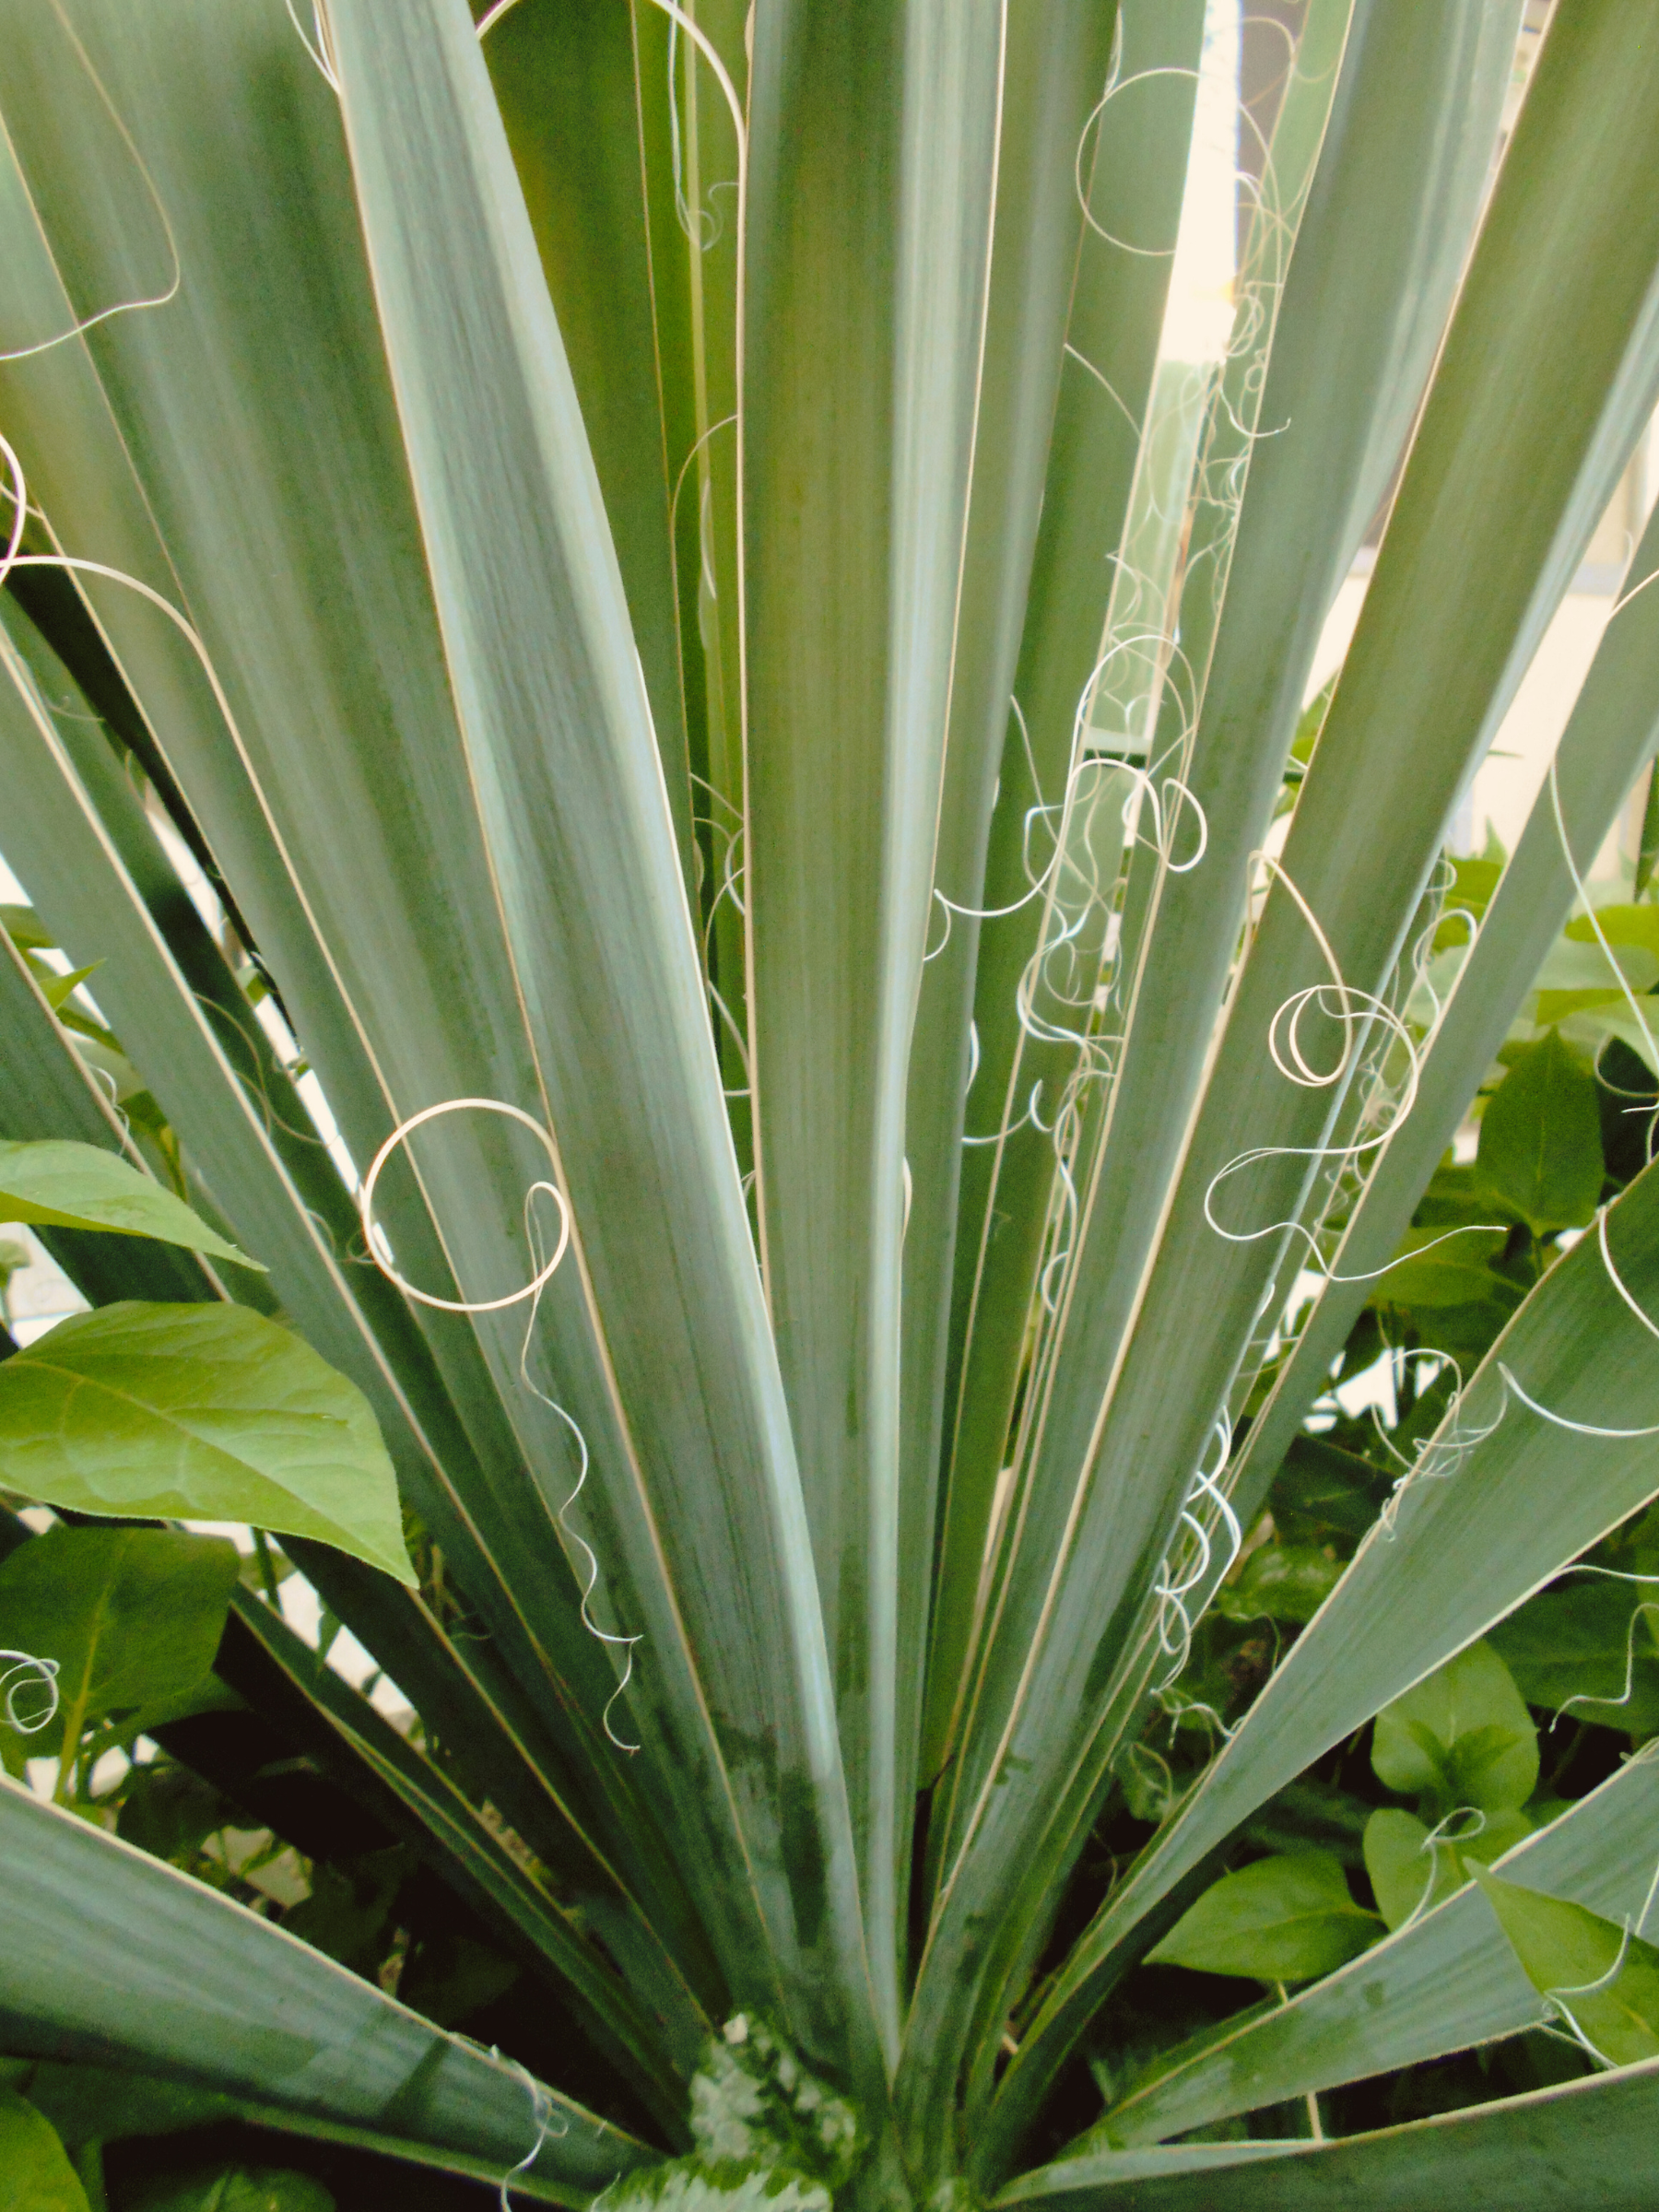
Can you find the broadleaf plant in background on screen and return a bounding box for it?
[6,1,1659,2207]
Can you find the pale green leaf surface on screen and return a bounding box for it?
[0,1777,647,2194]
[0,2089,88,2212]
[0,582,684,1919]
[997,2055,1659,2209]
[324,0,876,2076]
[1102,1740,1659,2147]
[1146,1851,1379,1983]
[0,1138,260,1269]
[1223,441,1659,1547]
[0,1526,237,1759]
[963,0,1659,1994]
[929,0,1205,1797]
[599,2163,829,2212]
[990,1150,1659,2166]
[742,0,1003,2041]
[0,1303,413,1585]
[1361,1806,1532,1935]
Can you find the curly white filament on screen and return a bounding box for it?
[1,1650,60,1735]
[360,1099,640,1751]
[359,1099,570,1314]
[492,2052,564,2210]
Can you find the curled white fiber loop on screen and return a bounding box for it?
[359,1098,570,1314]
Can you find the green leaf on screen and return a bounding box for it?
[1489,1577,1659,1734]
[999,2054,1659,2208]
[0,906,53,953]
[0,1527,238,1760]
[0,2090,88,2212]
[1371,1639,1538,1813]
[5,2061,235,2152]
[0,1778,649,2197]
[1566,903,1659,958]
[1101,1732,1659,2149]
[115,1761,241,1863]
[1362,1806,1533,1934]
[125,2169,334,2212]
[1371,1226,1508,1309]
[1213,1546,1343,1625]
[0,1303,413,1585]
[1146,1853,1381,1984]
[1473,1865,1659,2065]
[1476,1030,1605,1236]
[0,1140,262,1271]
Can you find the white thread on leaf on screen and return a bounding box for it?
[0,1651,59,1735]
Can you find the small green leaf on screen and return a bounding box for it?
[0,1304,414,1585]
[1473,1865,1659,2066]
[0,2088,88,2212]
[1145,1852,1381,1983]
[1476,1030,1605,1236]
[1431,857,1504,951]
[0,1141,264,1271]
[0,1527,239,1759]
[1214,1545,1343,1624]
[31,964,103,1016]
[282,1848,407,1975]
[0,904,53,952]
[1362,1804,1532,1933]
[1371,1225,1507,1309]
[115,1761,242,1863]
[1371,1639,1539,1813]
[1489,1580,1659,1735]
[1363,1808,1442,1931]
[1565,903,1659,958]
[125,2166,335,2212]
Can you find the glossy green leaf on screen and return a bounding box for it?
[1371,1639,1539,1812]
[1477,1030,1605,1235]
[1490,1577,1659,1733]
[0,1139,261,1270]
[1371,1226,1508,1309]
[1213,1547,1343,1626]
[1147,1852,1380,1984]
[1473,1866,1659,2065]
[0,1527,238,1760]
[0,1304,414,1585]
[1362,1806,1532,1934]
[0,2090,88,2212]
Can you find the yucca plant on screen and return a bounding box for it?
[7,0,1659,2204]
